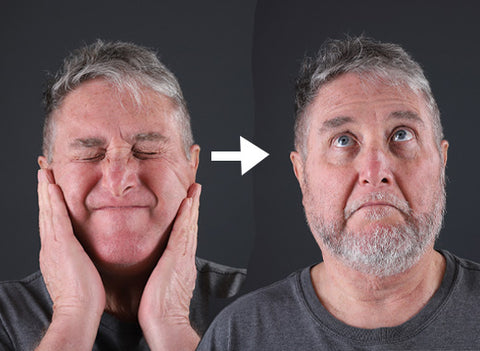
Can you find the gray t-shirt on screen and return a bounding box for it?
[198,250,480,350]
[0,257,246,350]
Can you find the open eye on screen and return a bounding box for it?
[392,129,414,142]
[333,134,355,148]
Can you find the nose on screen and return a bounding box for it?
[357,146,394,187]
[101,151,139,196]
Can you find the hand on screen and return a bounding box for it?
[36,169,105,350]
[138,183,202,351]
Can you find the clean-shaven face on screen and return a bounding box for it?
[41,79,199,276]
[292,73,448,277]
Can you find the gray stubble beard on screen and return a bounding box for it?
[304,177,446,278]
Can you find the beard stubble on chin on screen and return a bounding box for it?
[303,174,446,278]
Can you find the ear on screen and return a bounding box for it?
[440,140,449,168]
[189,144,201,174]
[38,156,49,169]
[290,151,305,192]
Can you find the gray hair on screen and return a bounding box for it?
[43,40,193,161]
[294,36,443,159]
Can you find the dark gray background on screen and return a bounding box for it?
[1,1,479,296]
[0,1,257,280]
[246,0,480,291]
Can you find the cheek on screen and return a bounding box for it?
[140,161,192,211]
[304,162,355,218]
[53,165,100,219]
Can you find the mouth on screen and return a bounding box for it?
[345,193,411,220]
[94,206,150,211]
[358,202,397,210]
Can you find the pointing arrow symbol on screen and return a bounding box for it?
[211,136,269,175]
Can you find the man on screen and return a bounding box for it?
[198,36,480,350]
[0,40,245,350]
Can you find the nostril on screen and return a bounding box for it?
[381,178,388,183]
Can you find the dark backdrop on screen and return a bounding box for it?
[0,1,257,280]
[246,0,480,291]
[1,1,479,296]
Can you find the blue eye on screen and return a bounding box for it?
[393,129,413,142]
[333,135,354,147]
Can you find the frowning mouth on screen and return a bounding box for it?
[94,206,150,211]
[344,193,411,219]
[358,202,396,210]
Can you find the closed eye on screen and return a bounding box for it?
[133,150,160,159]
[76,153,105,162]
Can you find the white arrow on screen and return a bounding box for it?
[211,136,269,175]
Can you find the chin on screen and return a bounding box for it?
[92,243,164,278]
[79,232,168,278]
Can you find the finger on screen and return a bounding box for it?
[47,184,75,242]
[38,169,53,244]
[186,183,201,257]
[166,183,202,258]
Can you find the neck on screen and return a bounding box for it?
[99,262,156,322]
[311,247,446,329]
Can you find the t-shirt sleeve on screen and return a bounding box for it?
[0,318,14,350]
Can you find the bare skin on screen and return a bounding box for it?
[35,79,202,350]
[311,247,445,328]
[36,169,200,350]
[291,73,449,329]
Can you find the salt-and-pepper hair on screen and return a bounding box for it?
[42,40,193,161]
[294,36,443,159]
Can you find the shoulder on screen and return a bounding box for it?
[0,272,52,350]
[195,257,247,298]
[0,271,50,305]
[197,268,308,350]
[442,250,480,291]
[209,268,305,327]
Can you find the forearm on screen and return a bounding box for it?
[35,309,102,351]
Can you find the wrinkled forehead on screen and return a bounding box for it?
[308,73,433,127]
[53,78,182,135]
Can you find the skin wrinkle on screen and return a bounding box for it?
[42,79,199,280]
[292,73,448,279]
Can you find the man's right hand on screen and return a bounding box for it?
[36,169,105,350]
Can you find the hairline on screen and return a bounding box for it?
[295,70,444,161]
[43,77,193,163]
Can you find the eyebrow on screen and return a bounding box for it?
[320,116,355,132]
[388,110,425,125]
[70,137,106,148]
[133,132,168,143]
[319,110,424,134]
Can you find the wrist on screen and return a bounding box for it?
[142,320,200,351]
[35,309,102,351]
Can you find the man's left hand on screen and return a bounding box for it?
[138,183,201,351]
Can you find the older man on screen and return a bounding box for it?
[197,36,480,350]
[0,41,245,350]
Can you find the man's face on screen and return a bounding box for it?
[291,73,448,277]
[39,79,199,276]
